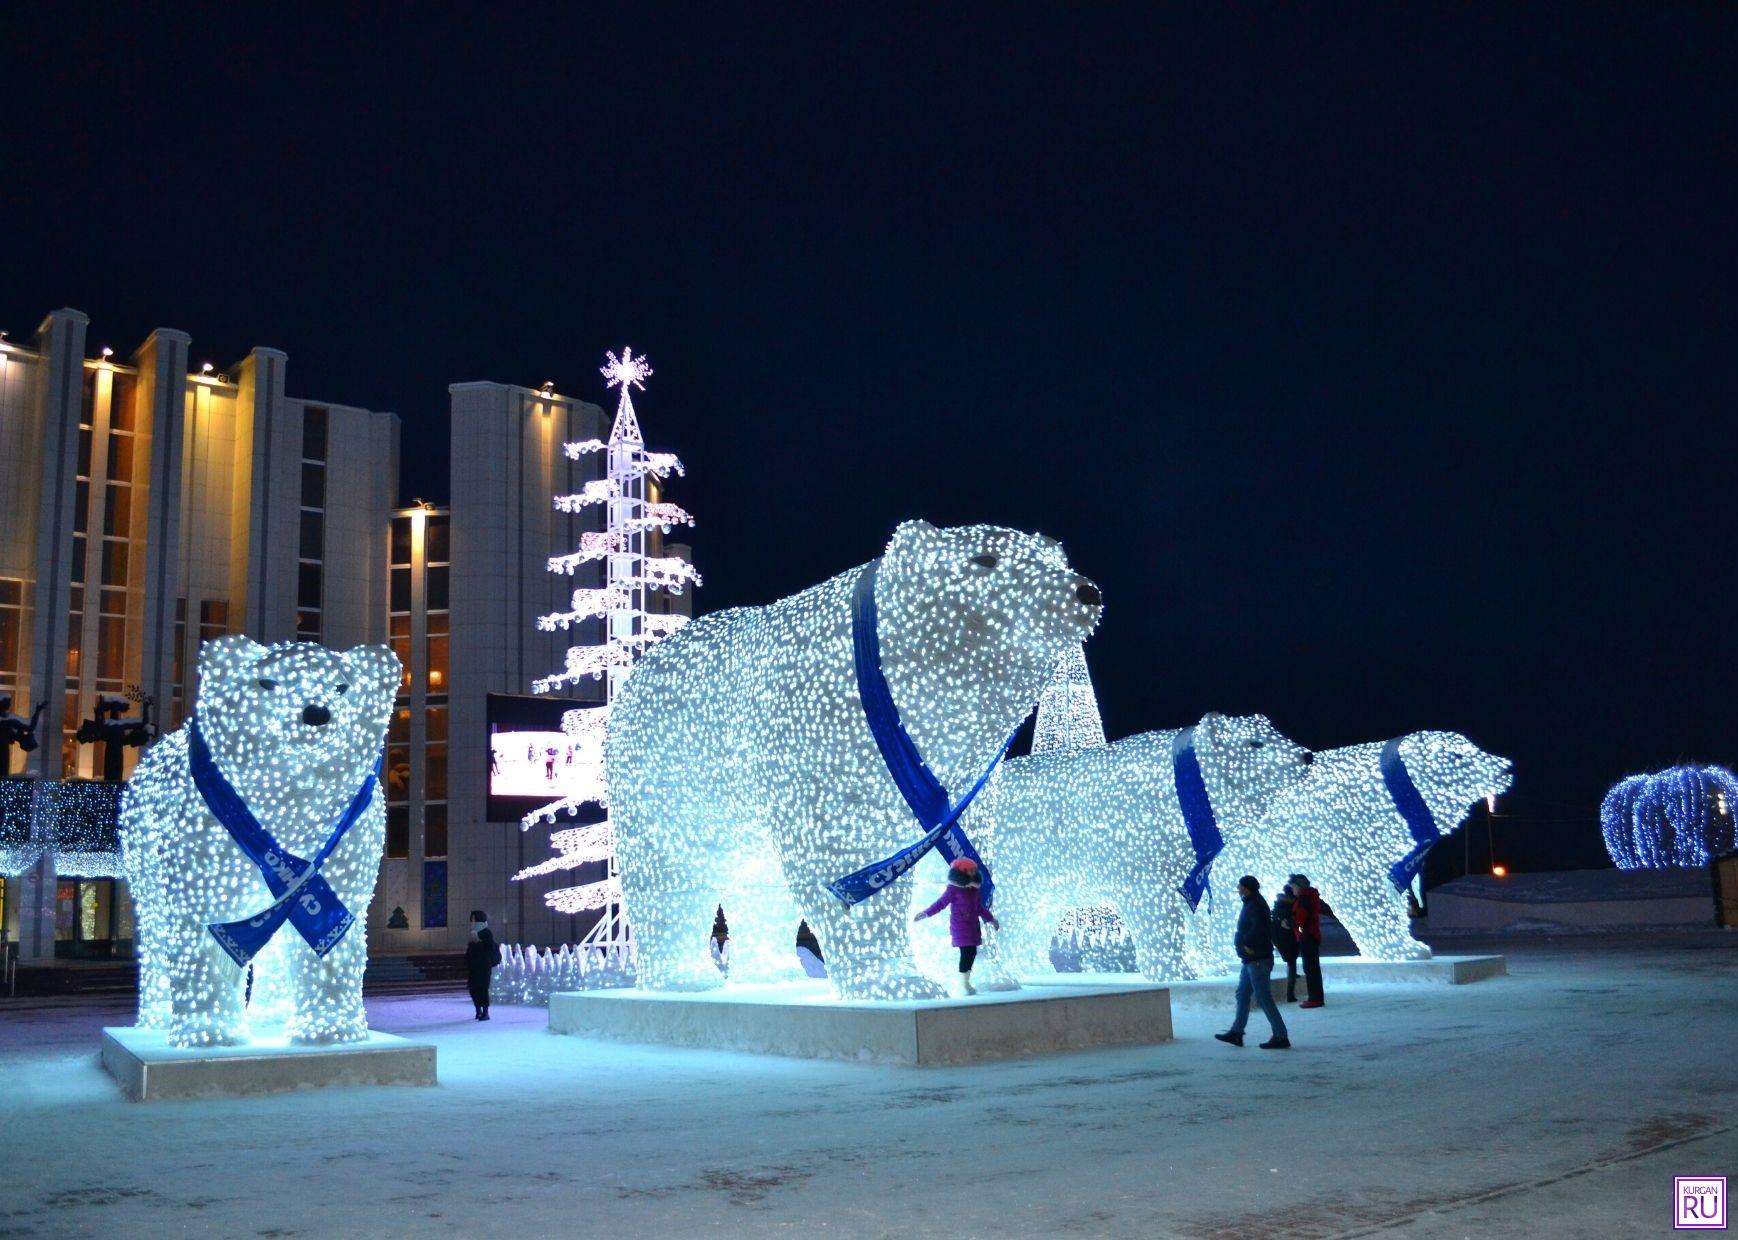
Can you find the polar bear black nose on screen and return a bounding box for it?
[1076,583,1102,607]
[1302,750,1315,765]
[302,703,331,727]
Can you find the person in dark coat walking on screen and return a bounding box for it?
[1271,881,1301,1003]
[913,857,1000,995]
[1215,876,1291,1049]
[466,910,501,1020]
[1290,873,1326,1008]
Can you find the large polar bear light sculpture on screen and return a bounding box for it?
[1183,731,1513,977]
[952,713,1312,983]
[608,520,1102,1000]
[122,636,398,1047]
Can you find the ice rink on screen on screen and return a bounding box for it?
[489,729,601,799]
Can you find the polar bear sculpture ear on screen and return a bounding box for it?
[341,644,403,698]
[885,519,939,561]
[197,634,266,688]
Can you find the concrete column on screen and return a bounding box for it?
[25,309,88,783]
[18,851,59,963]
[131,329,191,719]
[18,309,86,959]
[230,347,291,642]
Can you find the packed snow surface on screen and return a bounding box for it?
[1,934,1734,1238]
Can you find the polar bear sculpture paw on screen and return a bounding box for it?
[970,958,1022,993]
[288,1019,369,1046]
[169,1021,250,1049]
[837,971,948,1001]
[637,955,727,993]
[727,960,814,987]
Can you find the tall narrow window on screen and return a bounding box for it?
[0,579,21,689]
[296,408,328,642]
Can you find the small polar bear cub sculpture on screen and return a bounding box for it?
[1183,730,1513,978]
[122,636,398,1047]
[608,519,1103,1000]
[963,713,1312,983]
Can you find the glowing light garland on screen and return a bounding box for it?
[518,350,700,952]
[3,779,129,879]
[1602,765,1738,870]
[608,520,1103,999]
[955,713,1311,984]
[51,781,126,878]
[0,777,50,876]
[120,637,398,1047]
[494,940,634,1003]
[1183,731,1513,975]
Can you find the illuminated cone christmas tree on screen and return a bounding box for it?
[1031,643,1106,755]
[1029,641,1125,958]
[515,348,700,950]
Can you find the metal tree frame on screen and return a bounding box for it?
[516,349,700,957]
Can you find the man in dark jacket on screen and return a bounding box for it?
[1214,876,1291,1049]
[466,910,502,1021]
[1271,881,1301,1003]
[1290,873,1326,1008]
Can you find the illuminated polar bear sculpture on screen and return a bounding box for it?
[950,713,1312,983]
[608,519,1102,1000]
[1183,731,1513,977]
[122,636,398,1047]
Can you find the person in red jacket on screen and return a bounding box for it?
[1290,873,1326,1007]
[914,857,1000,995]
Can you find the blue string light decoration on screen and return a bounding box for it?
[1601,765,1738,870]
[52,779,126,878]
[0,777,49,876]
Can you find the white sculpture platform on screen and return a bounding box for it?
[547,979,1173,1066]
[1028,954,1508,1006]
[100,1027,437,1102]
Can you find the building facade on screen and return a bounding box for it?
[0,309,398,962]
[2,309,695,965]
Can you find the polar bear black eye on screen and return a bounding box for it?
[257,678,278,691]
[335,684,349,695]
[1246,740,1264,749]
[970,554,999,570]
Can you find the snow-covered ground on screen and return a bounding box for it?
[1,934,1734,1238]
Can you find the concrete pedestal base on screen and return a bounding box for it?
[1028,954,1507,1006]
[100,1027,437,1102]
[547,980,1172,1066]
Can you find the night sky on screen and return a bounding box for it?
[8,6,1736,869]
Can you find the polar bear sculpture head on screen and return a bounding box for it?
[876,520,1102,785]
[196,636,399,795]
[1394,730,1513,829]
[1193,712,1313,828]
[1247,731,1513,899]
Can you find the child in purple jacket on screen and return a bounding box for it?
[914,857,1000,995]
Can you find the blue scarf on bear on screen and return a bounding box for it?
[189,715,380,967]
[826,561,1009,908]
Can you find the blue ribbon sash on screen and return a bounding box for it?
[826,561,1011,909]
[1173,726,1224,912]
[188,716,380,967]
[1381,738,1440,892]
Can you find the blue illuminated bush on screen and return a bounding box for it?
[1601,765,1738,870]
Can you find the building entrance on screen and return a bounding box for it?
[53,877,133,960]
